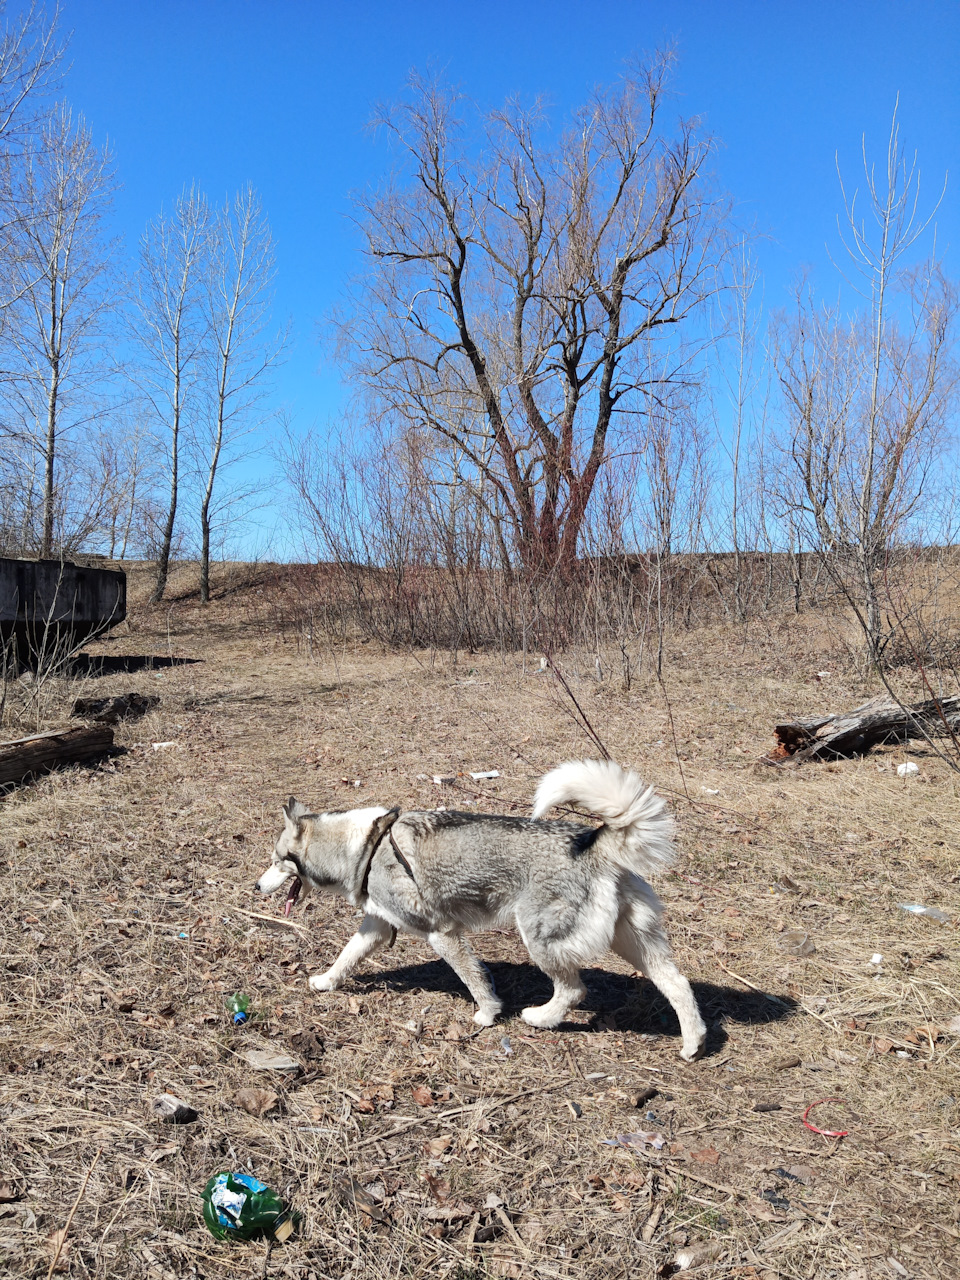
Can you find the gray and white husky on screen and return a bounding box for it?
[257,759,707,1060]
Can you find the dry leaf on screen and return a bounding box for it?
[423,1135,453,1157]
[411,1085,435,1107]
[337,1176,387,1224]
[778,929,816,957]
[610,1191,631,1212]
[675,1241,724,1270]
[347,996,363,1015]
[690,1146,721,1165]
[351,1097,376,1114]
[235,1087,279,1117]
[915,1024,941,1043]
[421,1200,474,1221]
[242,1048,301,1072]
[602,1131,665,1151]
[422,1171,449,1203]
[873,1037,894,1054]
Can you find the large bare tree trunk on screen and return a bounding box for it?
[136,189,210,605]
[346,57,727,579]
[198,187,278,605]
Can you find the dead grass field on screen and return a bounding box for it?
[1,562,958,1280]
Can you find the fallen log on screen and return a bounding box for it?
[770,693,960,764]
[0,725,116,786]
[71,692,159,723]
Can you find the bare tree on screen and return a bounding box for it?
[196,185,279,603]
[133,188,209,602]
[0,105,117,558]
[773,110,958,665]
[343,54,728,579]
[0,0,62,267]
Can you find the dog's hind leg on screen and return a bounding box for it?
[427,931,502,1027]
[517,954,586,1028]
[309,913,394,993]
[612,901,707,1062]
[514,931,586,1029]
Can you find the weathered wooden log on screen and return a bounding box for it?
[0,725,116,785]
[770,694,960,763]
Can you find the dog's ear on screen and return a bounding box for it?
[282,796,310,832]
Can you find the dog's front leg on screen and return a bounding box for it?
[309,914,394,993]
[427,931,502,1026]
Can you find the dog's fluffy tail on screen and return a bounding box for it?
[532,759,674,877]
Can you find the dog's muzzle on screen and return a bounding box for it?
[257,863,293,896]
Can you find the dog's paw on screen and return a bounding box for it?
[473,1004,502,1027]
[679,1032,707,1062]
[308,972,339,993]
[520,1004,562,1029]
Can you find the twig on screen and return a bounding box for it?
[463,1211,480,1255]
[233,905,308,933]
[353,1082,567,1150]
[641,1201,664,1242]
[663,1162,741,1199]
[544,653,611,759]
[657,668,691,803]
[495,1206,532,1256]
[714,957,791,1007]
[46,1147,101,1280]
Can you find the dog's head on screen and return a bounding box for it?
[257,797,394,912]
[257,797,316,915]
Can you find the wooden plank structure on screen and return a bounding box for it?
[0,725,116,786]
[770,693,960,764]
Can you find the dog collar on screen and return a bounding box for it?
[358,808,404,900]
[388,827,417,883]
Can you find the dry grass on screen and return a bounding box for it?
[1,562,958,1279]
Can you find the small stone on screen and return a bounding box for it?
[152,1093,198,1124]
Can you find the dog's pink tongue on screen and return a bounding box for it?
[284,877,302,917]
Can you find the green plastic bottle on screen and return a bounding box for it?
[201,1171,293,1242]
[224,993,250,1025]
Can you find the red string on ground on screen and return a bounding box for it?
[802,1097,850,1138]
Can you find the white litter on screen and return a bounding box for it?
[870,953,883,965]
[432,775,455,785]
[700,787,720,795]
[151,741,177,751]
[470,770,499,780]
[897,762,919,777]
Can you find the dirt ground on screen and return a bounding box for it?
[1,562,958,1279]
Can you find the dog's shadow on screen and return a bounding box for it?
[353,959,796,1056]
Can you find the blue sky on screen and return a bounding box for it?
[43,0,960,549]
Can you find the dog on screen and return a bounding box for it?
[256,759,707,1060]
